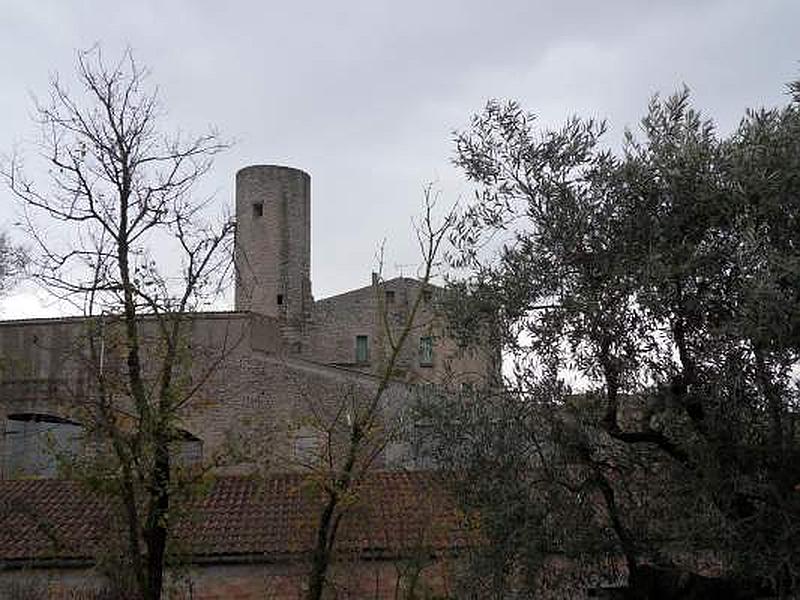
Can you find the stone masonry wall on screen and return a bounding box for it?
[0,310,414,477]
[234,166,312,329]
[307,276,495,388]
[0,557,459,600]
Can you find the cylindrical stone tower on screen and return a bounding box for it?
[234,165,312,322]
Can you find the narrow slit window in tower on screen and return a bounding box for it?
[252,202,263,218]
[277,294,284,305]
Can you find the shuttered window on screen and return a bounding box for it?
[355,335,369,363]
[419,336,433,367]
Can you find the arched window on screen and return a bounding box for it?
[3,413,83,478]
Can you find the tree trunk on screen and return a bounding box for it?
[307,492,336,600]
[145,439,170,600]
[753,343,784,453]
[626,565,762,600]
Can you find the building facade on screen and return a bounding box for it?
[0,164,494,478]
[0,164,497,598]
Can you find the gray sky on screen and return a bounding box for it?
[1,0,799,317]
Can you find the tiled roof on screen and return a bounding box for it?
[0,479,104,562]
[0,472,469,564]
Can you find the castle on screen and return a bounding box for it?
[0,164,495,598]
[0,164,493,478]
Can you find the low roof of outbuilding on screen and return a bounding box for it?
[0,471,470,567]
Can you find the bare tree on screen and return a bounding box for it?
[0,232,26,301]
[295,190,454,600]
[1,46,233,600]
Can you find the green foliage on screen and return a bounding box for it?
[426,80,800,597]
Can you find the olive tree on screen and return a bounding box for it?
[421,83,800,598]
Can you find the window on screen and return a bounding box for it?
[355,335,369,363]
[384,290,395,304]
[419,336,433,367]
[174,430,203,468]
[412,421,437,469]
[277,294,284,305]
[4,414,83,477]
[252,202,264,218]
[422,289,432,303]
[293,428,321,465]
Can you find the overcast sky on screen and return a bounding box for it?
[1,0,798,318]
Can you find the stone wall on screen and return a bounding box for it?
[307,276,495,388]
[0,162,497,478]
[0,557,458,600]
[0,310,418,478]
[234,165,312,327]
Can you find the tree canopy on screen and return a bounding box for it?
[421,82,800,598]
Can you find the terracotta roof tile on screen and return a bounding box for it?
[0,472,468,564]
[0,479,106,561]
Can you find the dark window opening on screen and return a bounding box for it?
[252,202,264,218]
[422,289,432,302]
[277,294,284,305]
[385,290,395,304]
